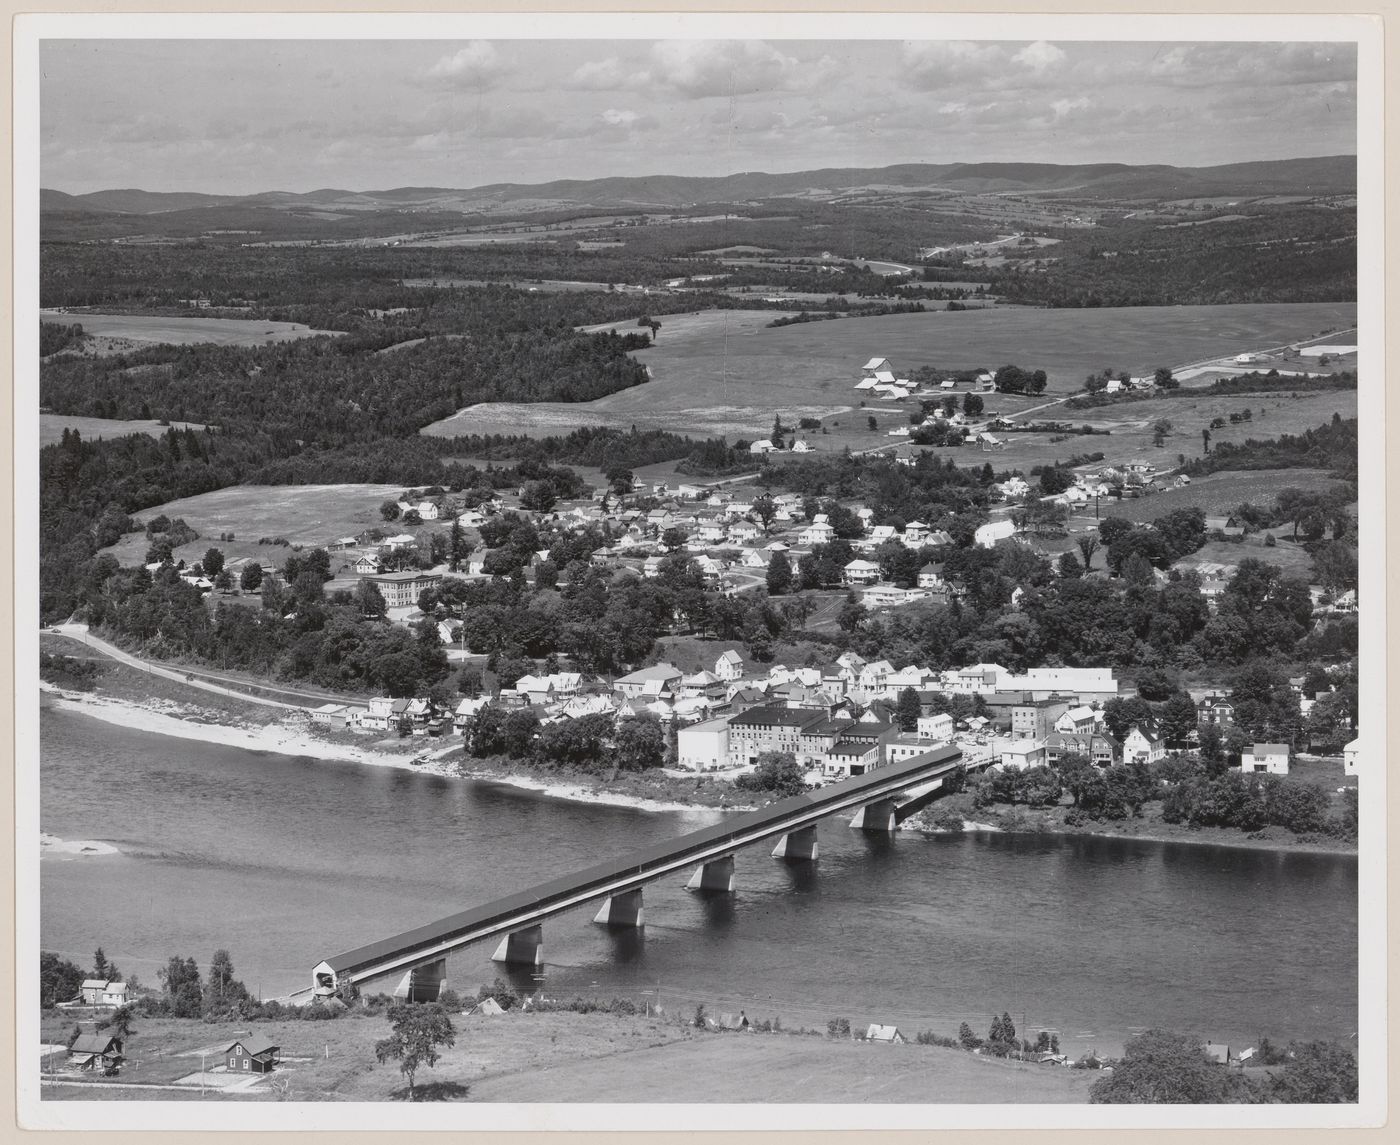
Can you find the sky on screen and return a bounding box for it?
[39,38,1358,194]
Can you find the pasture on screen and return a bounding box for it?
[1099,470,1349,525]
[38,414,204,448]
[422,301,1356,440]
[40,310,342,353]
[100,483,409,569]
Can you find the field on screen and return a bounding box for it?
[38,1010,1095,1104]
[1099,470,1349,524]
[421,302,1357,440]
[38,414,204,448]
[40,310,342,354]
[99,484,410,569]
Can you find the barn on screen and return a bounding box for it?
[224,1038,281,1074]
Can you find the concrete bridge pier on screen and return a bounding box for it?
[393,957,447,1003]
[686,854,736,892]
[771,824,819,861]
[491,924,544,967]
[593,887,645,928]
[850,798,898,833]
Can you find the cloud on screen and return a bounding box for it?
[900,41,1006,89]
[427,41,504,87]
[650,40,802,98]
[569,57,646,91]
[1050,96,1091,119]
[1012,41,1067,72]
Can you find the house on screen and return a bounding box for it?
[862,356,893,374]
[1123,724,1166,764]
[916,564,943,589]
[738,548,767,569]
[310,703,348,728]
[1012,698,1071,741]
[999,739,1047,770]
[1240,743,1290,775]
[615,662,683,699]
[453,696,490,730]
[868,524,897,544]
[843,559,881,586]
[798,521,835,547]
[1197,693,1235,726]
[677,716,731,771]
[642,555,664,579]
[714,650,746,682]
[224,1039,281,1074]
[1204,1043,1231,1065]
[68,1034,123,1073]
[360,571,442,608]
[1204,515,1246,539]
[866,1024,905,1044]
[717,1012,751,1032]
[1344,737,1359,776]
[825,739,881,777]
[1044,731,1122,769]
[791,439,812,453]
[863,584,911,608]
[916,712,954,742]
[78,980,129,1007]
[728,521,761,543]
[857,659,895,694]
[1054,705,1099,734]
[974,519,1016,548]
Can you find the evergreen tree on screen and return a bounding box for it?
[766,552,793,596]
[895,687,922,732]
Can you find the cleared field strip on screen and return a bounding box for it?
[39,414,205,448]
[423,302,1357,440]
[40,310,343,350]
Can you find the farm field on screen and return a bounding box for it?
[39,1011,1093,1104]
[40,310,342,353]
[38,414,204,448]
[1099,470,1349,524]
[99,483,408,569]
[422,302,1356,440]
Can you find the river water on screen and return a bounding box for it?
[39,709,1357,1058]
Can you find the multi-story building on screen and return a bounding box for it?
[360,571,443,608]
[726,704,828,766]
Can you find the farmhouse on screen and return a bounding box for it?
[78,980,129,1007]
[842,559,881,586]
[1240,743,1290,775]
[68,1034,123,1073]
[798,521,835,546]
[1123,724,1166,764]
[714,649,746,681]
[360,571,442,608]
[224,1039,281,1074]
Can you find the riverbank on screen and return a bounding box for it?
[39,684,732,817]
[907,797,1358,856]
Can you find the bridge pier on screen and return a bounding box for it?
[491,924,544,967]
[850,798,898,833]
[771,824,819,861]
[686,854,735,893]
[593,887,645,928]
[393,957,447,1003]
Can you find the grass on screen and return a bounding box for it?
[1098,470,1349,524]
[38,1010,1096,1103]
[39,415,205,449]
[100,483,414,569]
[421,301,1357,440]
[39,310,341,353]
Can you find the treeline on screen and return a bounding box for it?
[985,206,1355,306]
[39,320,85,356]
[432,426,754,477]
[463,708,667,773]
[1065,370,1356,410]
[1184,415,1358,481]
[756,451,995,525]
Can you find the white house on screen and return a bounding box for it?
[615,662,683,699]
[916,564,943,589]
[974,519,1017,548]
[714,649,746,682]
[790,440,813,453]
[868,525,898,543]
[917,712,955,742]
[1055,705,1099,733]
[1344,737,1359,776]
[799,521,835,547]
[1000,739,1047,770]
[1123,725,1166,764]
[1240,743,1290,775]
[843,559,881,586]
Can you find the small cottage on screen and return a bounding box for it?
[225,1038,281,1074]
[69,1033,123,1072]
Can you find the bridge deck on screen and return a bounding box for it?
[318,746,964,986]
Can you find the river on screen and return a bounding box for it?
[39,709,1357,1058]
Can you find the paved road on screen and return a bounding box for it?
[51,624,305,711]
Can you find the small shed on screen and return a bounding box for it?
[475,997,505,1016]
[225,1038,281,1074]
[69,1034,123,1072]
[866,1024,905,1044]
[1204,1042,1231,1065]
[717,1012,751,1031]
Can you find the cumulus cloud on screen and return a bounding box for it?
[650,40,801,98]
[1012,41,1067,72]
[427,41,504,87]
[1050,96,1091,118]
[901,40,1005,89]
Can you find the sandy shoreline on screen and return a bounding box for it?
[40,831,120,858]
[40,685,722,817]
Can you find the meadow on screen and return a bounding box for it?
[40,311,342,353]
[38,414,204,448]
[424,302,1357,440]
[100,484,409,569]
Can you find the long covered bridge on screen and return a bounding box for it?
[308,745,969,1003]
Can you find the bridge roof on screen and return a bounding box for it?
[321,745,962,978]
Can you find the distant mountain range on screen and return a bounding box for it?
[42,156,1356,217]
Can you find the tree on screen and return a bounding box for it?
[752,495,778,533]
[613,716,666,771]
[661,526,688,553]
[374,1002,457,1101]
[1159,692,1201,744]
[402,508,423,527]
[40,951,85,1008]
[1154,366,1178,389]
[520,481,557,513]
[381,500,401,522]
[895,687,922,732]
[108,1005,136,1040]
[239,562,264,592]
[355,578,388,618]
[93,947,110,980]
[1091,1029,1249,1104]
[1056,551,1083,579]
[1269,1041,1358,1103]
[1152,419,1173,447]
[837,597,866,633]
[962,392,984,417]
[958,1022,982,1050]
[205,949,249,1010]
[867,415,878,432]
[1202,428,1212,454]
[766,552,793,596]
[202,548,225,578]
[1076,535,1100,573]
[159,955,203,1018]
[735,751,806,798]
